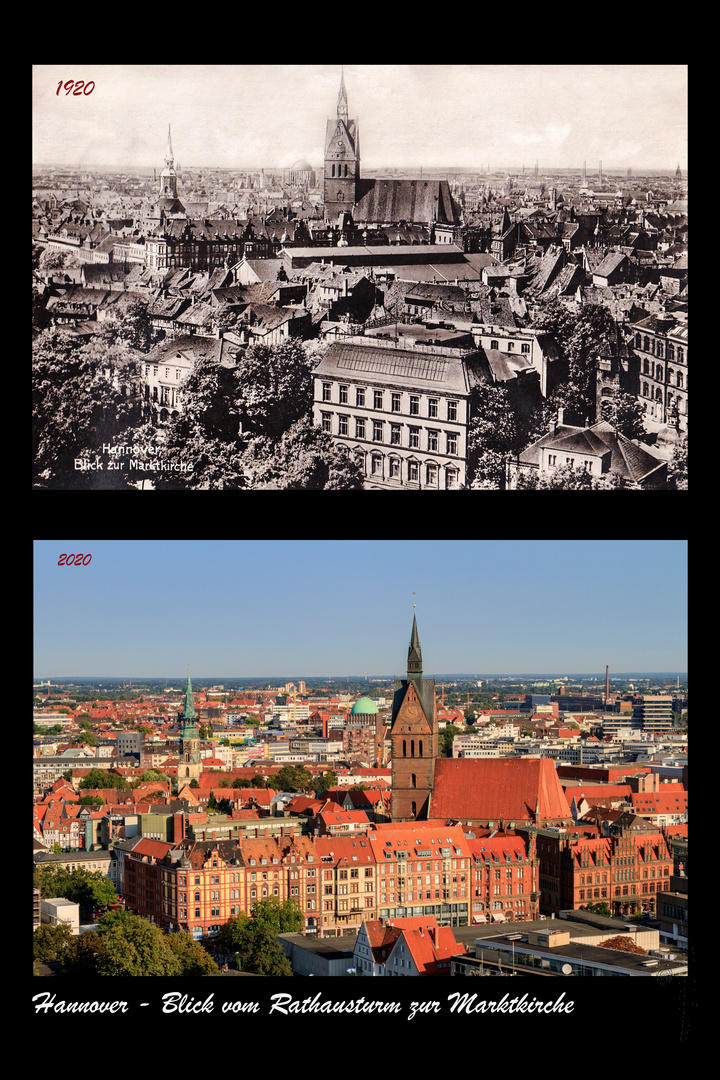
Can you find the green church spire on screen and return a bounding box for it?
[182,668,197,723]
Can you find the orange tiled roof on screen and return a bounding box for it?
[430,757,572,823]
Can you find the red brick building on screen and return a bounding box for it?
[532,822,673,917]
[389,617,573,829]
[467,833,540,924]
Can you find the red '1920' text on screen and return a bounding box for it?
[56,80,95,96]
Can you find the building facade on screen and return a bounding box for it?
[314,339,480,489]
[632,313,688,433]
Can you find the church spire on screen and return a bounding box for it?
[165,124,174,169]
[182,667,196,722]
[407,612,423,681]
[337,67,348,122]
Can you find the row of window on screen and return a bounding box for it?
[634,334,686,363]
[321,383,460,421]
[641,360,686,387]
[357,451,460,487]
[322,413,461,455]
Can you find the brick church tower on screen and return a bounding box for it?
[390,614,438,820]
[323,68,360,222]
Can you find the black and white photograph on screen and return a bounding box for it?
[32,65,688,490]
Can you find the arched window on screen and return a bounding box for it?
[411,773,416,789]
[419,740,423,757]
[411,801,417,819]
[411,739,415,757]
[402,739,406,758]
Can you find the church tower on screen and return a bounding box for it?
[323,69,360,222]
[159,124,178,200]
[389,614,438,821]
[178,668,202,785]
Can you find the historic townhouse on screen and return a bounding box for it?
[367,823,472,928]
[467,834,540,924]
[314,835,378,936]
[532,823,673,917]
[124,831,377,939]
[631,313,688,433]
[314,339,481,489]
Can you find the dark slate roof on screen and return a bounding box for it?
[354,178,461,225]
[316,341,481,394]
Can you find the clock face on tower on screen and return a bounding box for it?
[336,140,346,153]
[405,704,420,720]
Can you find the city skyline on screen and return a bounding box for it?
[32,64,688,174]
[33,540,688,678]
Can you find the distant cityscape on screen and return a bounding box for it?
[34,615,688,979]
[32,66,687,490]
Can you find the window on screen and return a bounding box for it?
[338,415,349,436]
[410,396,420,416]
[355,417,366,439]
[409,427,420,449]
[446,433,458,455]
[390,424,401,445]
[409,461,419,482]
[373,421,383,442]
[428,398,438,418]
[427,430,438,452]
[322,382,332,402]
[321,412,332,433]
[447,401,458,421]
[391,393,401,413]
[339,384,348,405]
[374,390,383,409]
[356,387,365,407]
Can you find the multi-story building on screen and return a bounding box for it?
[632,694,674,735]
[367,823,472,927]
[631,313,688,433]
[314,338,480,489]
[467,834,539,924]
[530,822,673,917]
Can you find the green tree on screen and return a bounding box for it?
[166,934,219,976]
[215,899,300,975]
[271,764,315,793]
[79,769,130,790]
[96,913,182,976]
[33,922,74,964]
[314,769,338,795]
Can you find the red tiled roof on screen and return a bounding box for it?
[430,757,572,824]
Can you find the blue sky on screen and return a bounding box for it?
[33,541,687,679]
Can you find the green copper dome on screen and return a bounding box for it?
[351,696,378,715]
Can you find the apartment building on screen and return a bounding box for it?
[631,313,688,432]
[314,338,482,489]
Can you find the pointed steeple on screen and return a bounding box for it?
[165,124,174,169]
[337,67,348,122]
[407,613,423,681]
[182,667,196,722]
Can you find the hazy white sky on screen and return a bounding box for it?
[33,64,687,173]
